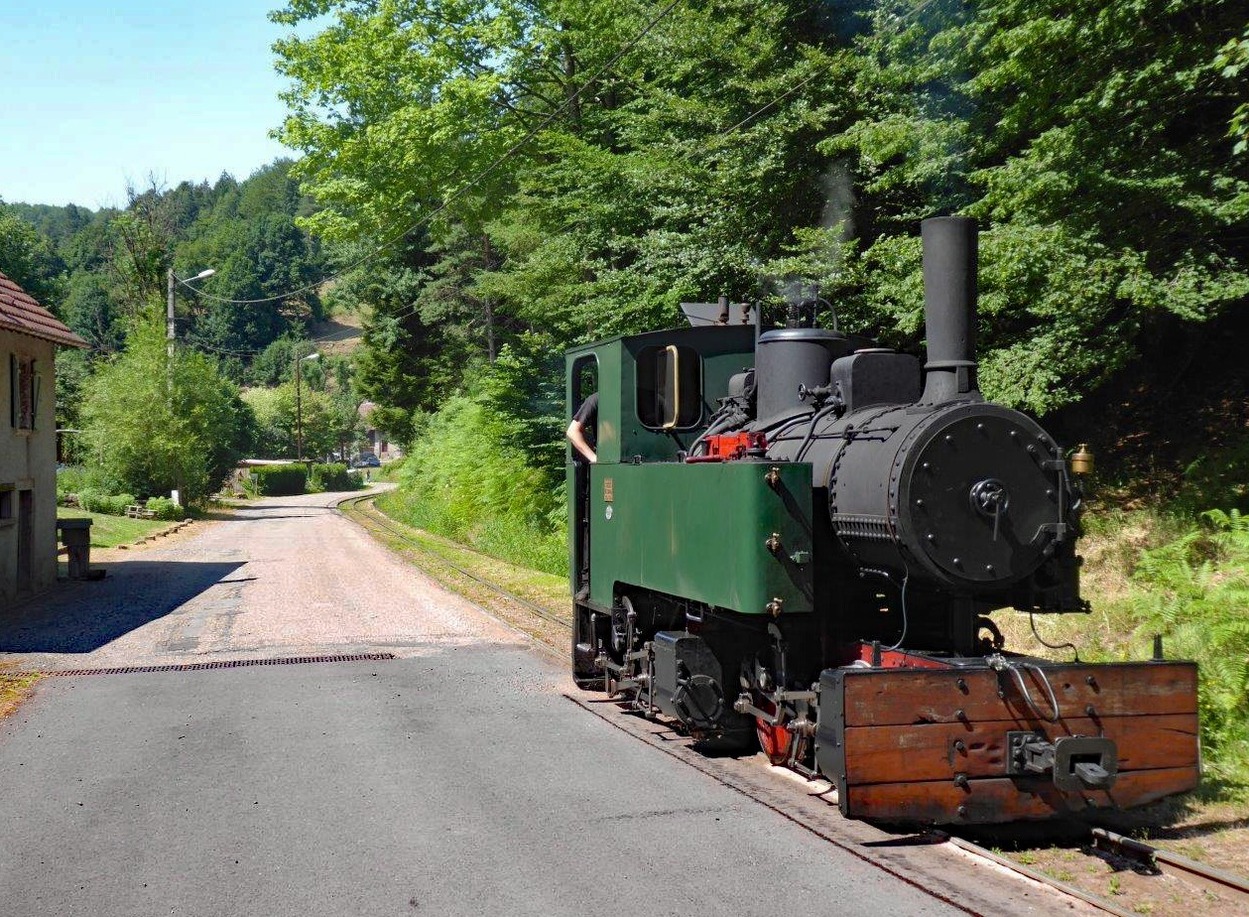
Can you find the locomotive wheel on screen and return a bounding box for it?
[754,697,792,766]
[756,719,792,766]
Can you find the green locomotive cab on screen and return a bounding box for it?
[566,324,817,727]
[566,324,813,613]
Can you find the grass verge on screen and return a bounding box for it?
[375,485,566,575]
[0,665,39,722]
[56,510,170,549]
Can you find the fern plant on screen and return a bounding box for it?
[1133,509,1249,779]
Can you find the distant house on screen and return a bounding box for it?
[0,270,88,605]
[357,400,401,460]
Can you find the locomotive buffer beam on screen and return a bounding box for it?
[1005,732,1118,791]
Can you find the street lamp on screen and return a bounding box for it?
[162,267,214,508]
[166,267,216,356]
[295,350,320,461]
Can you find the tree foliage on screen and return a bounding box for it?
[81,316,253,503]
[5,162,327,376]
[823,0,1249,413]
[273,0,1246,423]
[0,203,65,305]
[176,161,324,361]
[242,375,358,461]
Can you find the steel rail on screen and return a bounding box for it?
[933,833,1138,917]
[1091,826,1249,903]
[338,493,573,632]
[935,825,1249,916]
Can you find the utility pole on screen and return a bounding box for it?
[166,267,215,362]
[295,350,320,461]
[295,350,303,462]
[166,268,176,361]
[165,266,214,506]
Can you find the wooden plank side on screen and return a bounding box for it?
[845,766,1201,825]
[842,662,1197,727]
[842,713,1199,784]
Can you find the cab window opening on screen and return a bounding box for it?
[636,345,701,430]
[572,355,598,415]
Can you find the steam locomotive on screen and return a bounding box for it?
[565,217,1199,824]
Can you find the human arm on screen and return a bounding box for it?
[566,419,597,463]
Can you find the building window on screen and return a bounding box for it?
[0,485,13,525]
[9,355,38,430]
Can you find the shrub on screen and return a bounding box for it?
[77,490,137,516]
[385,394,567,575]
[248,463,307,496]
[81,315,253,506]
[308,462,358,493]
[56,465,114,506]
[145,497,186,521]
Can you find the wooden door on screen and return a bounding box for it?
[16,489,32,593]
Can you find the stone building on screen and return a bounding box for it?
[0,270,87,604]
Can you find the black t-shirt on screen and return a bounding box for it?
[573,392,599,451]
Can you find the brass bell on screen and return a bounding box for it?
[1070,444,1094,475]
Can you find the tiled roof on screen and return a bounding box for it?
[0,270,88,349]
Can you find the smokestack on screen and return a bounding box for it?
[920,216,981,404]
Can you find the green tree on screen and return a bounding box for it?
[54,348,93,463]
[1218,25,1249,154]
[0,203,65,305]
[824,0,1249,413]
[81,315,253,503]
[275,0,857,427]
[241,381,357,460]
[61,271,123,351]
[177,165,325,358]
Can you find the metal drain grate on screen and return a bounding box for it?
[42,653,396,677]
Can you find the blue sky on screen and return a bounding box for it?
[0,2,304,209]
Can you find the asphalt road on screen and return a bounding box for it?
[0,492,963,915]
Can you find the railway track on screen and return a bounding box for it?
[343,491,1246,917]
[943,826,1249,916]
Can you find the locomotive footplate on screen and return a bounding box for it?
[814,654,1199,824]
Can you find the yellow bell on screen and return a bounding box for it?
[1070,444,1094,475]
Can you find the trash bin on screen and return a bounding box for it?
[56,518,92,580]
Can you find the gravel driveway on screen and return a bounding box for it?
[1,489,525,670]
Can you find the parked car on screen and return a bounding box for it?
[352,453,381,468]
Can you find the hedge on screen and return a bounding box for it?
[77,490,137,516]
[309,462,358,493]
[145,497,186,520]
[248,464,307,496]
